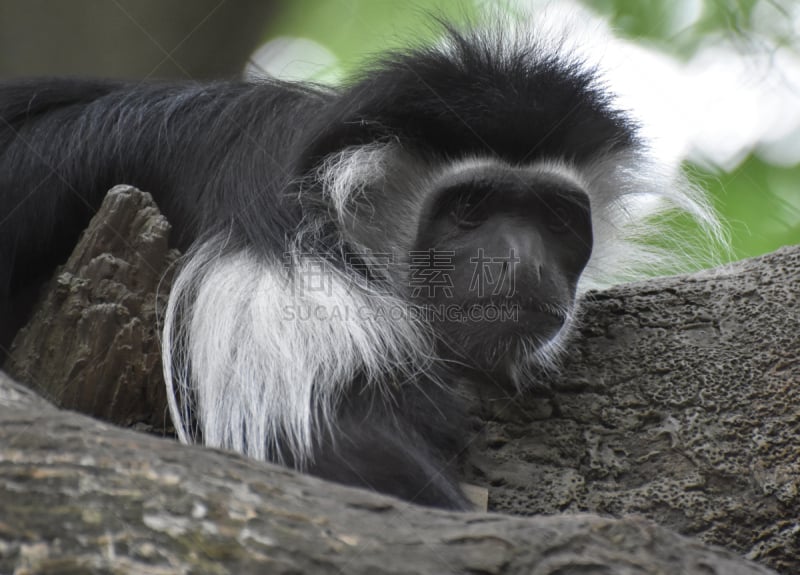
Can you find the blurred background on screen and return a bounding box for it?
[1,0,798,264]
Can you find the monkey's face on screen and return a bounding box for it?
[319,146,594,383]
[410,161,593,379]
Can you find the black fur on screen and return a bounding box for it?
[0,27,638,509]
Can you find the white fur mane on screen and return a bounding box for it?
[163,235,435,465]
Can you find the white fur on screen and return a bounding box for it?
[578,148,727,290]
[164,236,435,465]
[315,140,431,261]
[317,142,393,229]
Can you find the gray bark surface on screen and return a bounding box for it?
[6,185,178,432]
[464,245,799,574]
[0,372,777,575]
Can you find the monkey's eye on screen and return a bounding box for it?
[546,203,573,234]
[545,195,590,235]
[449,191,490,228]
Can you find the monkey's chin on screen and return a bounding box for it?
[513,308,566,337]
[436,303,568,386]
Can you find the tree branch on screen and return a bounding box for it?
[0,372,777,574]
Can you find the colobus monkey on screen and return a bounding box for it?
[0,23,719,509]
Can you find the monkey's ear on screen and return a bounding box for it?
[299,116,387,175]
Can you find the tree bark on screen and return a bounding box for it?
[3,186,798,574]
[5,185,178,433]
[0,372,778,574]
[463,244,800,574]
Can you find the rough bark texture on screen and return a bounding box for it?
[2,186,798,574]
[463,246,800,574]
[5,185,179,431]
[0,372,778,575]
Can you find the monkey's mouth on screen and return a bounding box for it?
[526,302,567,322]
[459,299,567,336]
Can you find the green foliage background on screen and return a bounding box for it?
[265,0,800,263]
